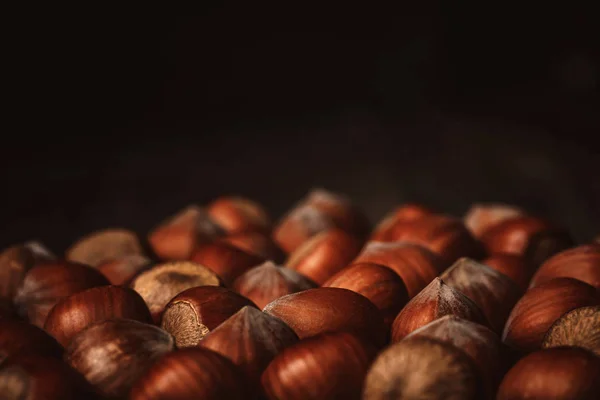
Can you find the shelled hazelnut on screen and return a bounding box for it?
[530,244,600,289]
[273,204,337,253]
[371,203,434,241]
[482,253,532,291]
[233,261,317,309]
[65,228,144,267]
[148,205,224,260]
[285,228,362,284]
[219,231,286,263]
[208,196,271,234]
[352,241,443,298]
[14,260,110,327]
[542,305,600,356]
[190,242,265,286]
[0,320,63,365]
[97,254,152,285]
[463,203,524,238]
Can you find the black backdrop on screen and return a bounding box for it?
[3,5,599,252]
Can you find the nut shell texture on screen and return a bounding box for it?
[190,242,265,286]
[531,244,600,289]
[542,305,600,356]
[66,228,143,267]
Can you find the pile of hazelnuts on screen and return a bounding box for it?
[1,188,599,399]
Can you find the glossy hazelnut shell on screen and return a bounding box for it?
[323,262,409,327]
[130,347,248,400]
[530,244,600,289]
[220,232,286,263]
[352,241,443,298]
[391,277,488,342]
[97,254,152,285]
[0,245,36,301]
[207,196,271,234]
[542,305,600,356]
[502,277,600,353]
[232,261,317,309]
[463,203,524,238]
[261,332,377,400]
[0,320,63,365]
[497,347,600,400]
[482,253,533,291]
[303,189,370,238]
[273,204,337,253]
[263,287,387,347]
[161,286,257,347]
[66,228,144,267]
[14,261,110,327]
[190,242,265,286]
[44,285,153,347]
[285,228,362,284]
[371,203,434,241]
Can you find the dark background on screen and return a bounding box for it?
[3,5,599,252]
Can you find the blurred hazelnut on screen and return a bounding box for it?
[371,203,434,241]
[261,332,377,400]
[190,242,265,286]
[352,241,443,298]
[391,278,488,342]
[23,241,56,263]
[497,347,600,400]
[66,228,144,267]
[285,228,362,284]
[503,277,600,353]
[0,320,63,365]
[130,261,221,322]
[323,262,409,327]
[97,253,152,285]
[273,204,337,253]
[208,196,271,234]
[65,319,175,398]
[14,261,110,327]
[463,203,524,238]
[44,285,152,347]
[482,253,533,291]
[0,245,36,301]
[531,244,600,289]
[161,286,257,347]
[542,305,600,356]
[263,287,387,347]
[233,261,317,309]
[220,231,285,262]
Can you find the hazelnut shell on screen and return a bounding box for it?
[220,231,285,263]
[66,228,144,267]
[482,253,533,291]
[0,320,63,365]
[207,196,271,234]
[463,203,524,238]
[371,203,434,241]
[190,242,265,286]
[542,305,600,356]
[530,244,600,289]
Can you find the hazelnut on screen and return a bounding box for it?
[207,196,271,234]
[285,228,362,284]
[161,286,258,347]
[323,262,409,327]
[463,203,524,238]
[440,258,523,333]
[66,228,144,267]
[130,347,248,400]
[97,253,152,285]
[503,277,600,353]
[542,305,600,356]
[405,315,505,399]
[190,242,265,286]
[352,241,443,298]
[482,253,532,291]
[391,277,488,342]
[261,332,377,400]
[0,320,63,365]
[130,261,222,322]
[219,231,286,262]
[263,287,387,347]
[0,244,36,301]
[148,205,224,260]
[65,319,175,398]
[14,260,110,327]
[22,241,56,263]
[0,354,99,400]
[363,337,483,400]
[273,204,337,253]
[480,215,573,267]
[44,285,153,347]
[530,244,600,289]
[232,261,317,309]
[497,347,600,400]
[371,203,434,241]
[200,306,299,383]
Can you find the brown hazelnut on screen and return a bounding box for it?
[263,287,387,347]
[130,347,248,400]
[161,286,257,347]
[371,203,435,241]
[232,261,317,309]
[503,277,600,353]
[66,228,144,267]
[0,244,36,301]
[440,258,523,333]
[96,253,152,285]
[323,262,409,327]
[352,241,443,298]
[148,205,224,260]
[261,332,378,400]
[200,306,299,383]
[463,203,524,238]
[480,215,573,267]
[405,315,505,399]
[22,241,56,263]
[391,277,488,342]
[190,242,265,286]
[285,228,362,284]
[0,354,99,400]
[482,253,533,291]
[207,196,271,234]
[0,320,63,365]
[530,244,600,289]
[497,347,600,400]
[14,261,110,327]
[130,261,222,322]
[219,231,286,262]
[363,336,483,400]
[542,305,600,356]
[273,204,337,253]
[44,285,153,347]
[65,319,175,398]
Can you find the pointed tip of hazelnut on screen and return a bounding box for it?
[542,305,600,356]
